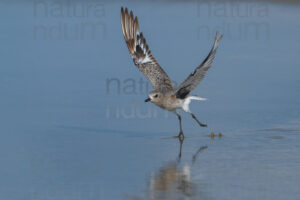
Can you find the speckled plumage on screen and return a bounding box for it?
[121,7,173,91]
[121,7,223,137]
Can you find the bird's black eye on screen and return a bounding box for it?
[154,94,158,98]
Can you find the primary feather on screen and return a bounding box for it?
[121,7,174,91]
[176,32,223,99]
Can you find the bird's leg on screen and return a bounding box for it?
[177,114,183,133]
[191,113,207,127]
[174,111,184,139]
[177,136,184,161]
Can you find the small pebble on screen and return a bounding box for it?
[210,132,215,139]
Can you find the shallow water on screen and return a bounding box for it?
[0,0,300,200]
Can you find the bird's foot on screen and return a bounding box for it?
[173,131,184,140]
[178,131,184,140]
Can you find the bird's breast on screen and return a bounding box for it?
[160,95,183,111]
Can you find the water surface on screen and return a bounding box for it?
[0,0,300,200]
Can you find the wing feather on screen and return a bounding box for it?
[121,7,173,91]
[176,32,223,99]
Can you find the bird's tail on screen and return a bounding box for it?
[182,96,207,113]
[189,96,207,101]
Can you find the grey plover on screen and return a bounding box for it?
[121,7,223,138]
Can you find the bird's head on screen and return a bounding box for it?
[145,91,163,104]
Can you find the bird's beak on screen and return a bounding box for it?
[145,97,151,102]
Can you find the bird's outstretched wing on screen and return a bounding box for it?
[175,32,223,99]
[121,7,173,91]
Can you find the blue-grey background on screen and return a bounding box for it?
[0,0,300,199]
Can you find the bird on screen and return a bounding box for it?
[120,7,223,138]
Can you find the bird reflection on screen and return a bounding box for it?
[147,137,208,199]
